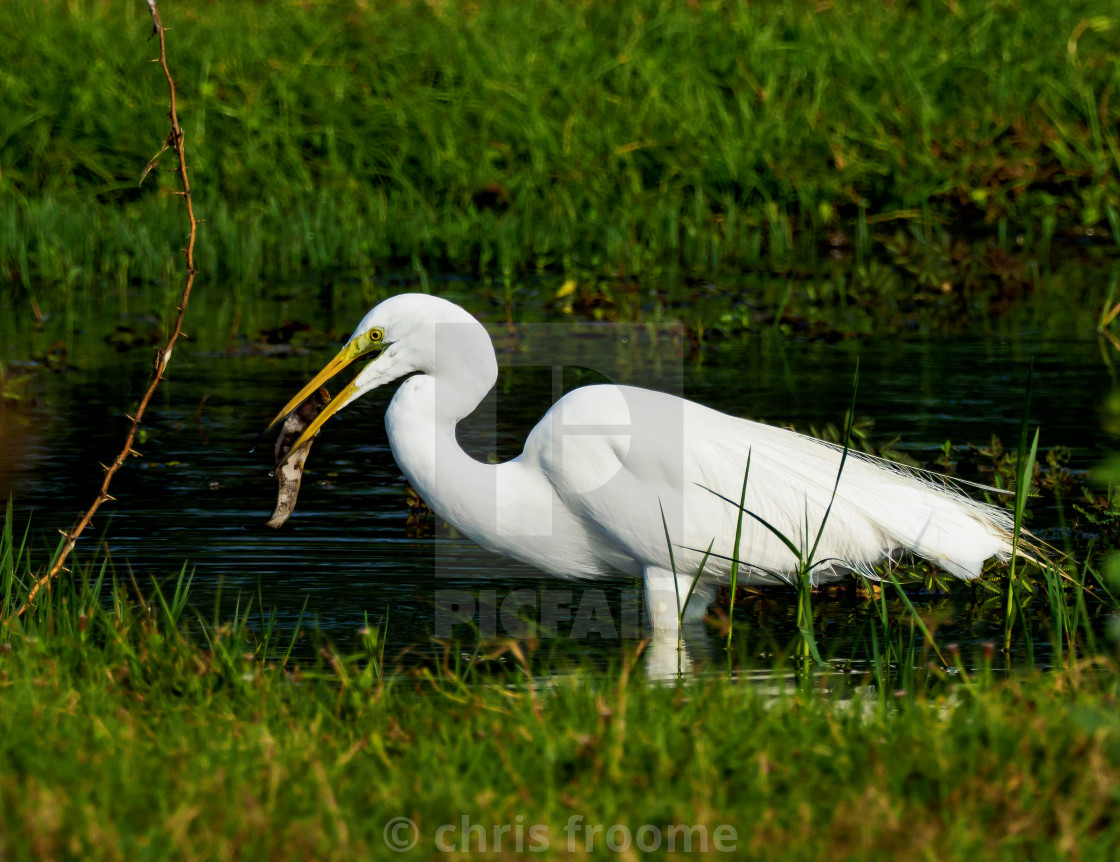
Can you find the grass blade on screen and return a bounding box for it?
[726,450,752,645]
[1005,361,1037,652]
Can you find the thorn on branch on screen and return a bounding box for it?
[140,135,173,186]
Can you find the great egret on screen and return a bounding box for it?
[266,294,1015,635]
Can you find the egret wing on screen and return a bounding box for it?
[528,385,1012,584]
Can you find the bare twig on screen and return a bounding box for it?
[15,1,198,616]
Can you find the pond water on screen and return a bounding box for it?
[2,280,1118,678]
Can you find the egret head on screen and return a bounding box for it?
[265,294,496,464]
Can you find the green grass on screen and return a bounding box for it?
[1,554,1118,860]
[2,500,1119,859]
[2,0,1119,292]
[4,5,1120,851]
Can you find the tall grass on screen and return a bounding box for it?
[1003,365,1040,651]
[2,503,1119,859]
[2,0,1119,289]
[688,364,860,664]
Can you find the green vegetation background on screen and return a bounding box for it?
[2,0,1119,291]
[2,4,1120,857]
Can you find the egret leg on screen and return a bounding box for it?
[644,634,692,680]
[644,567,714,632]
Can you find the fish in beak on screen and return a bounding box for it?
[264,336,384,468]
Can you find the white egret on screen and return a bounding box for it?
[267,294,1016,635]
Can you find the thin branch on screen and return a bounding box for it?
[16,1,199,616]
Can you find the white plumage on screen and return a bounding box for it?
[269,294,1015,635]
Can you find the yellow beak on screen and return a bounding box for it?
[265,339,380,466]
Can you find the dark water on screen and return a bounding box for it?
[2,291,1117,676]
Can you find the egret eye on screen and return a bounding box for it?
[368,329,383,345]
